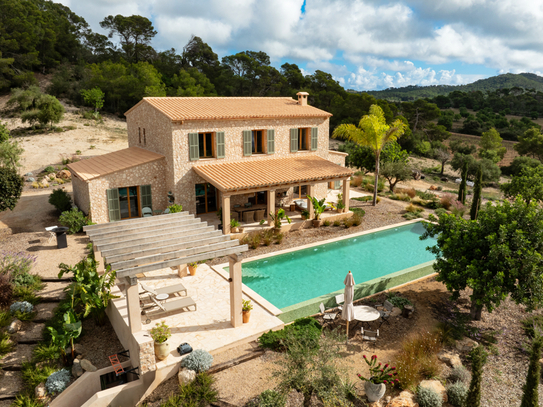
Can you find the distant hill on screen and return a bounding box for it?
[362,73,543,101]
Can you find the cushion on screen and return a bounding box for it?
[244,202,252,208]
[233,204,241,208]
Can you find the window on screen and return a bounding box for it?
[243,129,275,156]
[198,132,214,158]
[298,128,309,151]
[106,185,152,222]
[138,128,141,144]
[143,129,146,145]
[252,130,264,154]
[189,132,225,161]
[290,127,318,152]
[294,185,308,198]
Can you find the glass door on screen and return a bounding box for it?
[195,183,217,214]
[195,183,206,214]
[206,183,217,212]
[118,186,140,219]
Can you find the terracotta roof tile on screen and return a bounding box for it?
[67,147,164,181]
[125,97,332,121]
[193,155,353,192]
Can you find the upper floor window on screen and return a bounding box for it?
[290,127,318,153]
[243,129,275,156]
[252,130,264,154]
[189,132,225,161]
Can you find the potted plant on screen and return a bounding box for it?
[242,299,253,323]
[337,193,345,213]
[358,355,399,402]
[230,218,240,233]
[269,208,291,232]
[307,195,326,227]
[150,321,171,361]
[188,262,198,276]
[301,209,310,220]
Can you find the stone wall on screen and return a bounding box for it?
[134,331,156,375]
[87,159,168,224]
[72,175,91,215]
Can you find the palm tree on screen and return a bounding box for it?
[333,104,406,206]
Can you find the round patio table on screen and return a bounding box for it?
[352,305,380,322]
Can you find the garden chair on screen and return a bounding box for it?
[139,282,188,300]
[141,207,153,217]
[143,295,197,324]
[361,328,379,347]
[254,209,266,222]
[335,294,344,311]
[378,300,394,327]
[243,210,255,223]
[319,302,337,323]
[162,208,170,214]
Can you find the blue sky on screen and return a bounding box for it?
[57,0,543,91]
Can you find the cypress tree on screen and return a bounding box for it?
[520,334,543,407]
[465,345,488,407]
[470,165,483,220]
[458,161,468,204]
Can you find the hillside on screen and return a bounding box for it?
[363,73,543,101]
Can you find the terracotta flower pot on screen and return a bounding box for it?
[154,340,170,361]
[364,381,386,402]
[242,310,251,323]
[312,219,323,228]
[189,265,197,276]
[231,227,239,233]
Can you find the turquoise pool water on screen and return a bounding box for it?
[240,222,436,309]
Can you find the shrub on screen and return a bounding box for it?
[405,204,421,213]
[521,314,543,338]
[274,233,284,244]
[12,272,43,291]
[44,166,55,173]
[465,346,488,407]
[167,204,183,213]
[59,208,90,233]
[351,175,363,188]
[333,220,341,226]
[22,362,56,391]
[440,193,454,210]
[394,332,442,389]
[258,317,322,351]
[0,308,11,327]
[48,188,72,213]
[181,349,214,373]
[172,372,218,406]
[434,208,448,218]
[257,389,286,407]
[343,218,354,228]
[45,368,71,395]
[448,365,470,384]
[352,213,363,226]
[387,292,412,309]
[11,394,44,407]
[396,187,416,198]
[520,335,543,407]
[323,220,331,226]
[447,381,468,407]
[0,273,13,307]
[0,251,36,278]
[417,385,442,407]
[416,190,437,200]
[13,285,40,304]
[249,232,262,249]
[450,200,467,218]
[10,301,34,314]
[33,343,61,363]
[0,162,24,211]
[0,330,14,358]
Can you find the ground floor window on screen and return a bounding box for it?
[106,184,152,222]
[328,181,341,190]
[293,185,308,198]
[195,183,218,214]
[248,191,268,205]
[119,186,140,219]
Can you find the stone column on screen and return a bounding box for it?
[267,189,275,226]
[307,184,314,220]
[125,277,141,333]
[343,179,350,212]
[222,194,231,235]
[228,254,243,327]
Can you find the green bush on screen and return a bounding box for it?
[160,372,218,407]
[33,343,61,363]
[181,349,214,373]
[333,220,341,226]
[43,166,55,173]
[417,385,442,407]
[0,308,11,327]
[167,204,183,213]
[434,208,448,218]
[447,382,468,407]
[521,315,543,338]
[257,390,286,407]
[0,330,14,358]
[48,188,72,213]
[465,346,488,407]
[387,292,412,310]
[258,317,322,351]
[448,365,470,385]
[11,394,45,407]
[59,208,90,233]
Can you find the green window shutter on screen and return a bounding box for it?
[290,128,298,152]
[267,129,275,154]
[334,180,341,189]
[243,130,252,156]
[140,184,152,210]
[216,132,225,158]
[106,188,121,222]
[189,133,199,161]
[311,127,318,151]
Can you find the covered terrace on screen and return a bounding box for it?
[193,155,355,234]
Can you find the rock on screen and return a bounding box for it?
[286,389,304,407]
[429,185,438,190]
[35,382,47,399]
[57,170,71,179]
[27,177,35,182]
[25,172,33,176]
[390,307,402,317]
[308,393,324,407]
[72,359,83,378]
[386,390,418,407]
[178,368,196,385]
[80,358,97,372]
[438,351,462,368]
[40,179,49,187]
[456,337,478,353]
[368,400,384,407]
[7,319,21,334]
[419,380,447,403]
[48,173,56,180]
[74,343,85,358]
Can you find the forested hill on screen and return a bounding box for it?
[363,73,543,101]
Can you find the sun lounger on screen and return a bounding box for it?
[140,282,187,298]
[143,296,197,324]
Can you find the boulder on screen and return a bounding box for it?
[308,393,324,407]
[80,359,97,372]
[57,170,71,179]
[456,338,478,353]
[72,359,83,378]
[35,382,47,399]
[286,389,304,407]
[25,172,33,177]
[27,177,35,182]
[48,173,56,180]
[178,368,196,385]
[390,307,402,317]
[429,185,438,190]
[386,390,418,407]
[438,351,462,368]
[40,179,49,187]
[419,380,447,403]
[7,319,21,334]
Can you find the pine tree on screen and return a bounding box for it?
[458,161,468,204]
[470,165,483,220]
[520,334,543,407]
[465,346,488,407]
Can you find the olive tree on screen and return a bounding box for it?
[422,197,543,320]
[501,166,543,204]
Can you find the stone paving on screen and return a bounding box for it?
[2,344,33,368]
[0,371,23,400]
[113,263,284,368]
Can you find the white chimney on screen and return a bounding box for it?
[296,91,309,106]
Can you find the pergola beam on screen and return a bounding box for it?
[84,211,189,232]
[88,217,199,240]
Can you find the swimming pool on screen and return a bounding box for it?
[240,221,436,309]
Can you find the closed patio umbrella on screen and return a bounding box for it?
[341,271,355,340]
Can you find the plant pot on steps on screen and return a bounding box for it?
[242,310,251,323]
[231,227,239,233]
[364,381,386,402]
[154,341,170,361]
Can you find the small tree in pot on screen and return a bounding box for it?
[150,321,171,360]
[307,195,326,227]
[358,354,399,402]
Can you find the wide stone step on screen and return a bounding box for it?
[0,370,23,400]
[39,281,71,302]
[1,344,34,369]
[16,322,45,343]
[34,302,58,322]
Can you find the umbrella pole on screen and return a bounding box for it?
[346,320,349,344]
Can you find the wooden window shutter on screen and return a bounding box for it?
[216,132,226,158]
[311,127,318,151]
[189,133,199,161]
[140,185,152,210]
[267,129,275,154]
[290,128,298,152]
[106,188,121,222]
[243,130,252,156]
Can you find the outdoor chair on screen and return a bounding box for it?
[335,294,344,310]
[243,210,255,223]
[361,328,379,346]
[142,207,153,217]
[162,208,170,214]
[319,302,337,323]
[139,282,188,300]
[254,209,266,222]
[378,300,394,327]
[143,295,197,324]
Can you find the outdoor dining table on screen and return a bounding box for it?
[232,204,267,216]
[352,305,381,328]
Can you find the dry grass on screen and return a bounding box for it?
[440,193,455,210]
[405,204,421,213]
[351,175,364,188]
[396,187,417,198]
